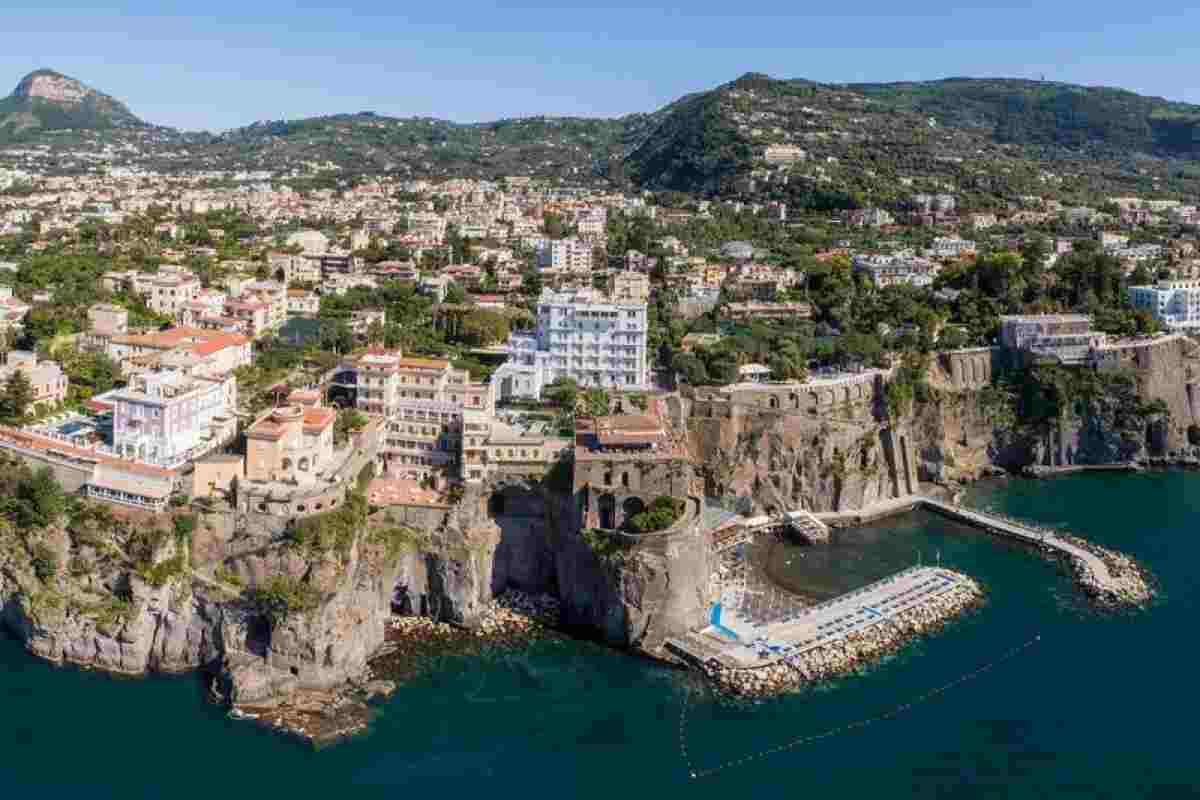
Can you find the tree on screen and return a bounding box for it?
[544,377,580,411]
[0,369,33,422]
[457,310,510,347]
[334,409,368,446]
[16,467,66,529]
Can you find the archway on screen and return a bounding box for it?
[622,496,645,529]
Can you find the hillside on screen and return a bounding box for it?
[3,68,1200,198]
[0,69,147,140]
[205,111,666,182]
[851,78,1200,155]
[623,73,1200,197]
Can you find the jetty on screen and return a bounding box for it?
[812,495,1151,605]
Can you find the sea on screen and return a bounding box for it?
[2,471,1196,798]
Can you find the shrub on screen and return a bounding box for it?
[628,496,686,533]
[30,542,59,582]
[250,576,321,625]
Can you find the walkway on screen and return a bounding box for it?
[815,495,1119,591]
[918,498,1115,587]
[668,566,966,669]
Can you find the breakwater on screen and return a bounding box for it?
[918,498,1153,606]
[700,573,983,697]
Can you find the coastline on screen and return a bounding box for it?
[229,592,564,744]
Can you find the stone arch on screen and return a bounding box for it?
[622,496,645,523]
[769,395,779,409]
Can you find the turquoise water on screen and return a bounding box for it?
[3,472,1198,797]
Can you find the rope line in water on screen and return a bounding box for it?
[679,634,1042,780]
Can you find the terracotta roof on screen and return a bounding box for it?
[397,357,450,370]
[303,408,335,431]
[189,333,249,357]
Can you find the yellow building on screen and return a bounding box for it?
[245,405,336,483]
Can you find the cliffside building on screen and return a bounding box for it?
[493,288,650,401]
[245,405,336,484]
[333,348,495,482]
[999,314,1104,365]
[110,369,237,465]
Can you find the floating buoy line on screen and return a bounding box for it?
[679,634,1042,780]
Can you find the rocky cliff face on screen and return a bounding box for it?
[0,69,145,138]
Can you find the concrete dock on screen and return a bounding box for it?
[668,565,968,669]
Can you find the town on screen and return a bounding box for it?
[0,161,1195,517]
[0,69,1179,740]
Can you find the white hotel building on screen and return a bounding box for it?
[1129,281,1200,330]
[495,288,649,400]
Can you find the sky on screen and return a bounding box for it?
[2,1,1198,131]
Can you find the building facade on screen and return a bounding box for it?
[494,288,649,400]
[1129,281,1200,330]
[110,369,237,464]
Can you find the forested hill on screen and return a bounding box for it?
[622,73,1200,195]
[850,78,1200,154]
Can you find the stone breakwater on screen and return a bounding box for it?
[1055,534,1155,607]
[231,591,563,744]
[703,576,984,698]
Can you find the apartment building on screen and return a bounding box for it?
[0,351,67,411]
[147,273,201,316]
[853,253,940,288]
[1129,281,1200,330]
[459,410,572,484]
[999,314,1103,364]
[494,288,649,400]
[927,237,978,259]
[286,289,320,315]
[110,369,237,464]
[535,238,593,274]
[88,304,129,337]
[763,145,807,165]
[609,270,651,304]
[336,348,496,481]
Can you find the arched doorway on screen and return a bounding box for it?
[622,497,645,530]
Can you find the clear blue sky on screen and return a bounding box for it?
[3,1,1198,131]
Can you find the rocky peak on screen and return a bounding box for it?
[13,69,91,105]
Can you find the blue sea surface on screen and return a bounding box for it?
[2,472,1196,797]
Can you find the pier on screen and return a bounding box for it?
[667,565,972,670]
[915,497,1118,586]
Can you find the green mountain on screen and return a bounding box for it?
[204,111,666,182]
[0,69,147,140]
[623,73,1200,194]
[851,78,1200,154]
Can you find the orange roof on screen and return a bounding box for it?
[190,333,249,357]
[303,407,335,431]
[398,357,450,370]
